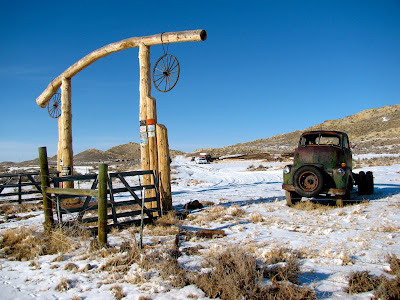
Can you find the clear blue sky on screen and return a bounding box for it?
[1,0,399,162]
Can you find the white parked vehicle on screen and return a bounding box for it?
[195,157,208,164]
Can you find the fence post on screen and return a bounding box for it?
[38,147,54,231]
[18,175,22,204]
[98,164,108,245]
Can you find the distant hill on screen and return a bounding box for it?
[191,104,400,157]
[74,142,184,163]
[3,104,399,167]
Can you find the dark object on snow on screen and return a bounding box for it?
[196,229,225,238]
[184,200,204,210]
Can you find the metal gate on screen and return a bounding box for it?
[52,170,161,229]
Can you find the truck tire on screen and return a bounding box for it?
[358,171,366,195]
[293,166,324,197]
[286,191,301,207]
[365,171,374,195]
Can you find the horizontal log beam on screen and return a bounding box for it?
[45,187,99,197]
[36,29,207,107]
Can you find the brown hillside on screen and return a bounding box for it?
[192,104,400,157]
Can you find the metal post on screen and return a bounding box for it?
[97,164,108,245]
[139,187,146,250]
[38,147,54,231]
[18,175,22,204]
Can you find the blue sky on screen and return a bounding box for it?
[0,0,399,162]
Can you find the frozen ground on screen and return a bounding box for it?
[1,156,400,299]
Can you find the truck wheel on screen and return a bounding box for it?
[293,166,324,197]
[286,191,301,207]
[358,171,366,195]
[365,171,374,195]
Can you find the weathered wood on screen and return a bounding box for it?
[45,187,99,198]
[147,96,158,207]
[38,147,54,230]
[156,124,172,211]
[57,117,62,174]
[97,164,108,245]
[36,30,207,107]
[139,44,152,207]
[60,77,74,188]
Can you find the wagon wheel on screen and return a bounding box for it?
[152,54,180,92]
[47,93,61,118]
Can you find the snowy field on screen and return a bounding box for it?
[1,156,400,299]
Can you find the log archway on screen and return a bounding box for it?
[36,29,207,208]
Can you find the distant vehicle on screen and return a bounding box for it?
[282,130,374,206]
[199,153,213,162]
[195,157,208,164]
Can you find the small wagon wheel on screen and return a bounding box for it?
[152,54,180,92]
[47,93,62,118]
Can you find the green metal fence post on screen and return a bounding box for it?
[97,164,108,245]
[38,147,54,231]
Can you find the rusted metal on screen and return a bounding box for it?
[283,131,355,202]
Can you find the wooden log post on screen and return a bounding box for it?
[156,124,172,211]
[57,118,62,174]
[147,96,158,208]
[97,164,108,245]
[139,43,152,208]
[38,147,54,230]
[60,77,74,188]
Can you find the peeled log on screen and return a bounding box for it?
[36,29,207,107]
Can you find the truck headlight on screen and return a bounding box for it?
[336,168,345,176]
[283,165,291,174]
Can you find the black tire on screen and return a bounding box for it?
[358,171,366,195]
[286,191,301,207]
[293,166,324,197]
[365,171,374,195]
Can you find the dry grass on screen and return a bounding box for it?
[186,205,228,224]
[345,269,400,298]
[159,258,191,288]
[354,156,400,168]
[374,275,400,299]
[0,226,82,261]
[110,285,126,300]
[192,246,260,300]
[386,254,400,275]
[0,203,42,215]
[155,211,180,226]
[247,164,270,171]
[55,277,73,292]
[191,245,314,300]
[249,284,316,300]
[200,200,215,206]
[64,262,79,273]
[249,212,264,223]
[100,240,140,274]
[228,205,246,217]
[345,271,381,294]
[293,201,336,211]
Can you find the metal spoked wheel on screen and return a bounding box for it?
[47,93,62,118]
[152,54,180,92]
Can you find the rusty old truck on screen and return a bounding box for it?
[282,130,374,206]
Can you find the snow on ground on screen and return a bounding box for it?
[1,156,400,299]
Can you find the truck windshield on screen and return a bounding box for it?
[300,134,341,147]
